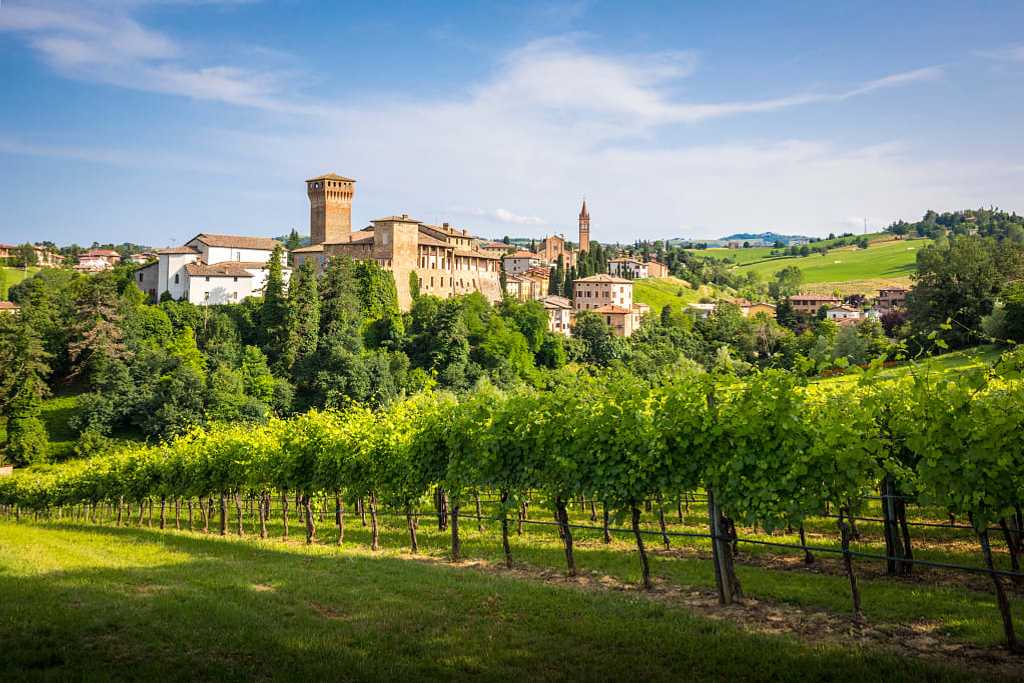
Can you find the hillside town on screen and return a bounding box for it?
[0,172,917,342]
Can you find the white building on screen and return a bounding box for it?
[502,251,543,275]
[540,294,573,336]
[826,305,862,322]
[608,257,649,279]
[135,233,289,305]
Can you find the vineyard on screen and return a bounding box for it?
[2,352,1024,667]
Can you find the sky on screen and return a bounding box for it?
[1,1,1023,247]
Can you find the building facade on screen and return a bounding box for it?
[135,234,289,305]
[293,177,503,311]
[788,293,842,315]
[502,251,543,275]
[540,294,573,335]
[573,273,633,311]
[877,288,908,311]
[578,200,590,254]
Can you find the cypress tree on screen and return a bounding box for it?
[259,244,289,368]
[284,260,320,375]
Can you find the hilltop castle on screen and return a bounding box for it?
[292,174,502,310]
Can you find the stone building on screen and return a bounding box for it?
[578,199,590,254]
[502,251,543,275]
[788,293,842,315]
[540,294,573,335]
[291,173,502,311]
[573,273,648,337]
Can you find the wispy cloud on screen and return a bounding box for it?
[976,44,1024,62]
[452,207,548,226]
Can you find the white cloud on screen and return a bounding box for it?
[4,4,992,243]
[976,45,1024,62]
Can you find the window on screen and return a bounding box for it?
[205,276,210,282]
[174,273,179,284]
[233,277,238,282]
[138,273,143,282]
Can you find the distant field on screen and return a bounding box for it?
[738,239,928,286]
[686,246,779,265]
[0,266,39,299]
[633,276,720,311]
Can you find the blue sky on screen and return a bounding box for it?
[1,1,1023,246]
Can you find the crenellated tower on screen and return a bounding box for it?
[307,173,356,245]
[578,198,590,253]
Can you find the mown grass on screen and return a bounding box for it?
[0,265,39,299]
[738,240,930,285]
[633,277,720,311]
[0,519,999,681]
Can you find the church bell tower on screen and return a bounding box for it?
[578,199,590,253]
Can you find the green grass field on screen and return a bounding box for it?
[738,239,928,285]
[0,519,1006,681]
[0,265,39,299]
[633,276,721,311]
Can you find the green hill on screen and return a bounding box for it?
[633,276,721,311]
[738,239,928,287]
[0,266,40,299]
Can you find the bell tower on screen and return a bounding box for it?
[578,198,590,253]
[307,173,356,245]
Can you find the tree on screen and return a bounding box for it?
[18,243,37,270]
[573,311,622,366]
[1001,281,1024,343]
[68,274,127,380]
[285,229,302,251]
[769,266,803,300]
[907,236,1023,349]
[285,260,320,375]
[258,244,289,368]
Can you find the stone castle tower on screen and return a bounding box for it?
[307,173,356,245]
[578,199,590,253]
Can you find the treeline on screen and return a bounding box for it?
[887,208,1024,242]
[2,356,1023,647]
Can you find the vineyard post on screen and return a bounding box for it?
[302,493,315,544]
[602,503,611,544]
[798,523,814,564]
[219,494,227,536]
[499,490,512,568]
[706,487,733,605]
[450,499,462,561]
[556,497,577,577]
[657,493,670,550]
[258,491,267,539]
[334,494,343,546]
[369,492,380,551]
[187,499,194,532]
[838,507,863,622]
[116,496,123,526]
[406,505,418,553]
[975,517,1020,652]
[281,491,289,540]
[631,501,652,589]
[159,496,166,530]
[174,498,180,530]
[475,492,483,532]
[235,493,245,537]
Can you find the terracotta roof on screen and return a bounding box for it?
[157,246,200,255]
[576,274,631,284]
[185,262,255,278]
[480,240,510,250]
[540,295,572,309]
[505,250,540,260]
[291,243,325,253]
[134,261,159,272]
[455,249,500,260]
[81,249,120,257]
[190,234,281,250]
[609,257,641,263]
[790,293,841,301]
[593,304,633,314]
[418,234,451,248]
[0,301,20,311]
[307,173,356,182]
[373,214,421,223]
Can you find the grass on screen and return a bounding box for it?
[0,519,999,682]
[633,277,721,311]
[738,239,930,286]
[817,345,1005,385]
[0,266,39,299]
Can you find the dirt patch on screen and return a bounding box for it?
[309,601,347,621]
[401,554,1023,680]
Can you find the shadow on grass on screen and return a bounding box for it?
[0,521,990,682]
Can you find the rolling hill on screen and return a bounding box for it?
[632,276,722,311]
